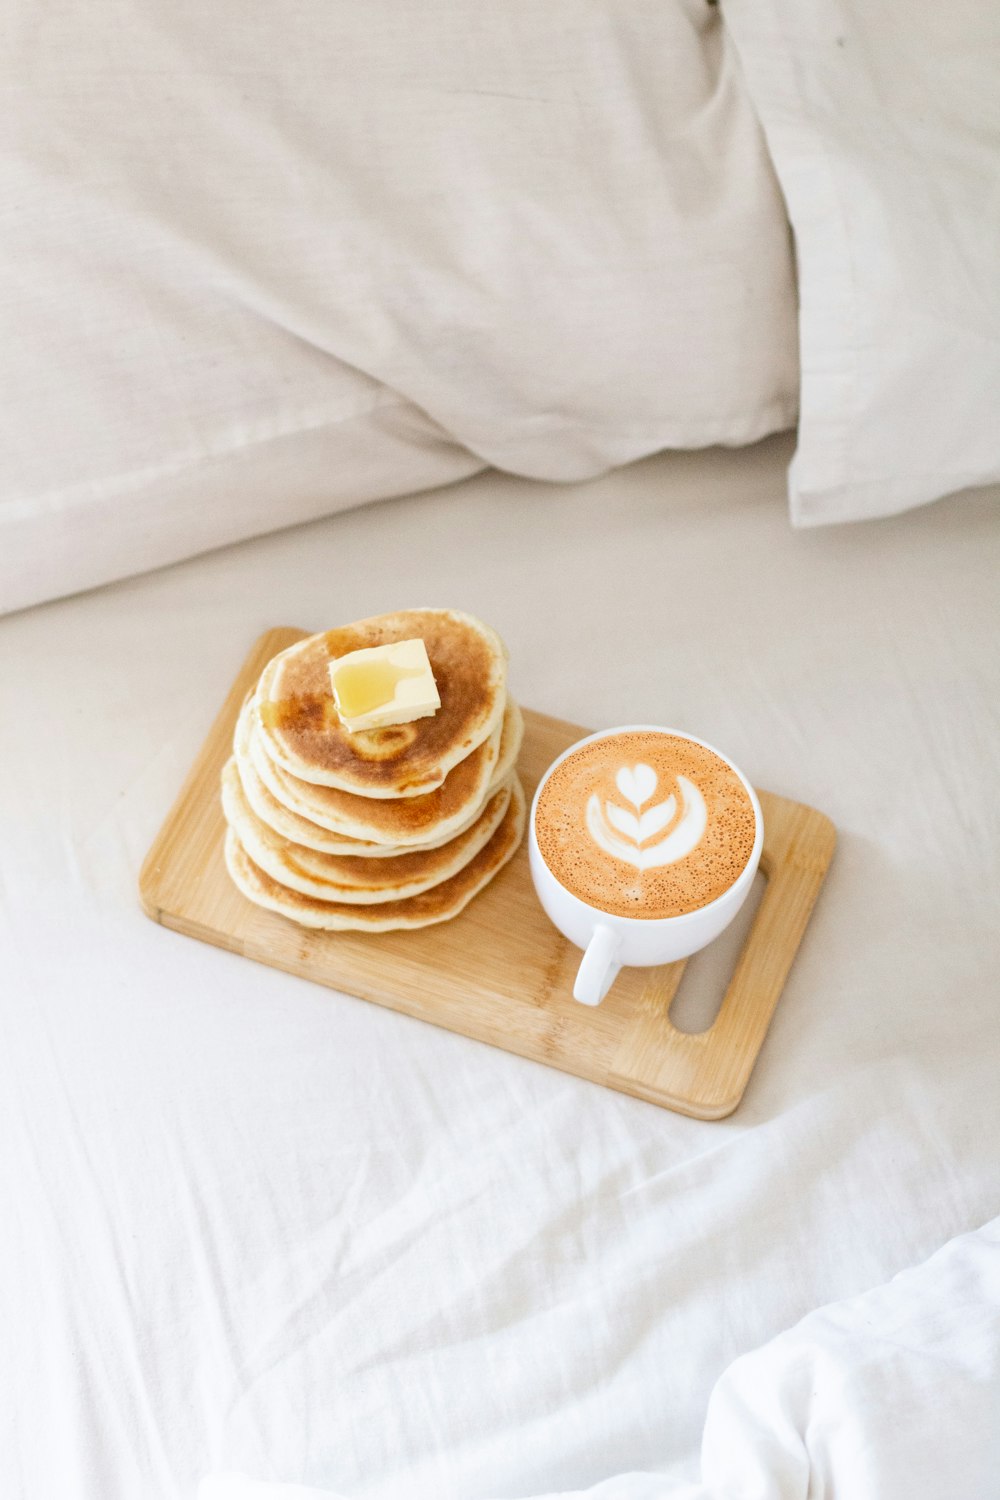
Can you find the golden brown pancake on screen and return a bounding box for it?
[224,777,525,931]
[254,610,507,795]
[222,756,512,903]
[240,696,524,851]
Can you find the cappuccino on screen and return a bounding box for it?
[535,730,756,920]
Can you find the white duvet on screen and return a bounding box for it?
[204,1214,1000,1499]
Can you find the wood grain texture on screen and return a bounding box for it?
[140,629,837,1118]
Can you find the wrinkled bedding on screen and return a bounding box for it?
[2,434,998,1497]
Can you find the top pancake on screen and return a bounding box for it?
[254,610,507,796]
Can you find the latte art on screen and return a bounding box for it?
[535,731,756,919]
[586,765,707,870]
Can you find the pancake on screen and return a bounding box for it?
[240,696,524,852]
[254,610,507,796]
[224,776,526,931]
[222,756,512,903]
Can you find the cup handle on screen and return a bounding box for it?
[573,925,622,1007]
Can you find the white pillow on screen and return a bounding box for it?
[1,0,797,614]
[723,0,1000,525]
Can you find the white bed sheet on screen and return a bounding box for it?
[2,434,999,1498]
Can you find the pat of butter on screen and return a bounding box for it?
[328,638,441,732]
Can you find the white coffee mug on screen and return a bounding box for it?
[528,725,764,1006]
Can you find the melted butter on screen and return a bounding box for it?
[333,658,426,718]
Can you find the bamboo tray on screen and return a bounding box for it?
[140,628,836,1118]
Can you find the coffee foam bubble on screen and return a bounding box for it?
[535,731,756,919]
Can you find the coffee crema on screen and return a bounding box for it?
[535,731,756,919]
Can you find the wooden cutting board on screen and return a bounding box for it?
[140,628,836,1118]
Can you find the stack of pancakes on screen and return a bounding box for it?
[222,610,525,930]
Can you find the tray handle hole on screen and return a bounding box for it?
[668,869,768,1035]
